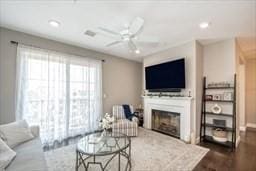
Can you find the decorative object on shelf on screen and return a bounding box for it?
[213,119,226,127]
[211,104,222,114]
[142,90,146,97]
[145,92,187,98]
[205,95,213,100]
[223,92,233,101]
[207,81,231,88]
[158,92,163,97]
[212,94,222,100]
[147,93,153,97]
[188,91,191,97]
[212,128,228,142]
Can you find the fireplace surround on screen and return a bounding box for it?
[143,96,195,143]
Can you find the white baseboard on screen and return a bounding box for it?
[240,126,247,131]
[246,123,256,128]
[236,135,241,147]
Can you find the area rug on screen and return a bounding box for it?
[45,128,209,171]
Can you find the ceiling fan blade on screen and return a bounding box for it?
[128,40,137,51]
[136,38,159,45]
[129,17,144,36]
[98,27,120,36]
[136,37,159,43]
[106,41,122,47]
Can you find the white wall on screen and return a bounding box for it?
[203,39,236,83]
[0,27,142,124]
[143,40,204,140]
[235,40,246,131]
[203,39,239,142]
[195,41,204,138]
[238,64,246,129]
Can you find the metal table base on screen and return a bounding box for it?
[75,140,131,171]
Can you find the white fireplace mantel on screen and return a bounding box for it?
[143,96,195,143]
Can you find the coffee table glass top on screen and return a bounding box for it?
[77,131,130,156]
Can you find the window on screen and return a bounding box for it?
[15,45,102,146]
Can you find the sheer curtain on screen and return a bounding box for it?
[15,45,102,146]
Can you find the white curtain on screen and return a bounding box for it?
[15,45,102,146]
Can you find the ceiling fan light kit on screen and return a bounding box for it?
[135,49,140,54]
[98,17,159,54]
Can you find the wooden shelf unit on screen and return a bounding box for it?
[205,112,233,117]
[204,135,233,148]
[203,123,234,132]
[200,74,236,150]
[205,100,234,103]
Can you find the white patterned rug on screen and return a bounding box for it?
[45,128,208,171]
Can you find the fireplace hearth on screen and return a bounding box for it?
[152,109,180,138]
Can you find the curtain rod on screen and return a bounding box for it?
[10,40,105,62]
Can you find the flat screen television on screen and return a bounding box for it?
[145,58,185,92]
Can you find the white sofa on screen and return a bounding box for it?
[5,126,47,171]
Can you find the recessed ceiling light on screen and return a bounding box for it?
[135,49,140,54]
[48,20,60,28]
[199,22,210,29]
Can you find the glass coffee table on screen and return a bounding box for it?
[75,131,131,171]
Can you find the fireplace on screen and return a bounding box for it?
[152,109,180,138]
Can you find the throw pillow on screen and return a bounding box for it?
[0,138,16,170]
[122,104,133,121]
[0,120,34,148]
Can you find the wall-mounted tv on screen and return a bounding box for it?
[145,58,185,92]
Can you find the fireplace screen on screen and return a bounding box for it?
[152,109,180,138]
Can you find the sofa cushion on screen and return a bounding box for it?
[0,120,34,148]
[30,125,40,137]
[0,138,16,170]
[112,119,138,129]
[112,119,138,137]
[6,138,47,171]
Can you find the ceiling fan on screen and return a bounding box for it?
[98,17,158,54]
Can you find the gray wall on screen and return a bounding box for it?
[0,27,142,124]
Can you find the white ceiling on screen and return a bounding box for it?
[0,0,256,61]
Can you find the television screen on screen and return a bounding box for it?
[145,58,185,91]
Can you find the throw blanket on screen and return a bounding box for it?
[122,105,133,121]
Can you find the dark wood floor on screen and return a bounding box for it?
[194,128,256,171]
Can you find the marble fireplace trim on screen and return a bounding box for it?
[143,96,195,143]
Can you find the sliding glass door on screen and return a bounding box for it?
[15,45,102,146]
